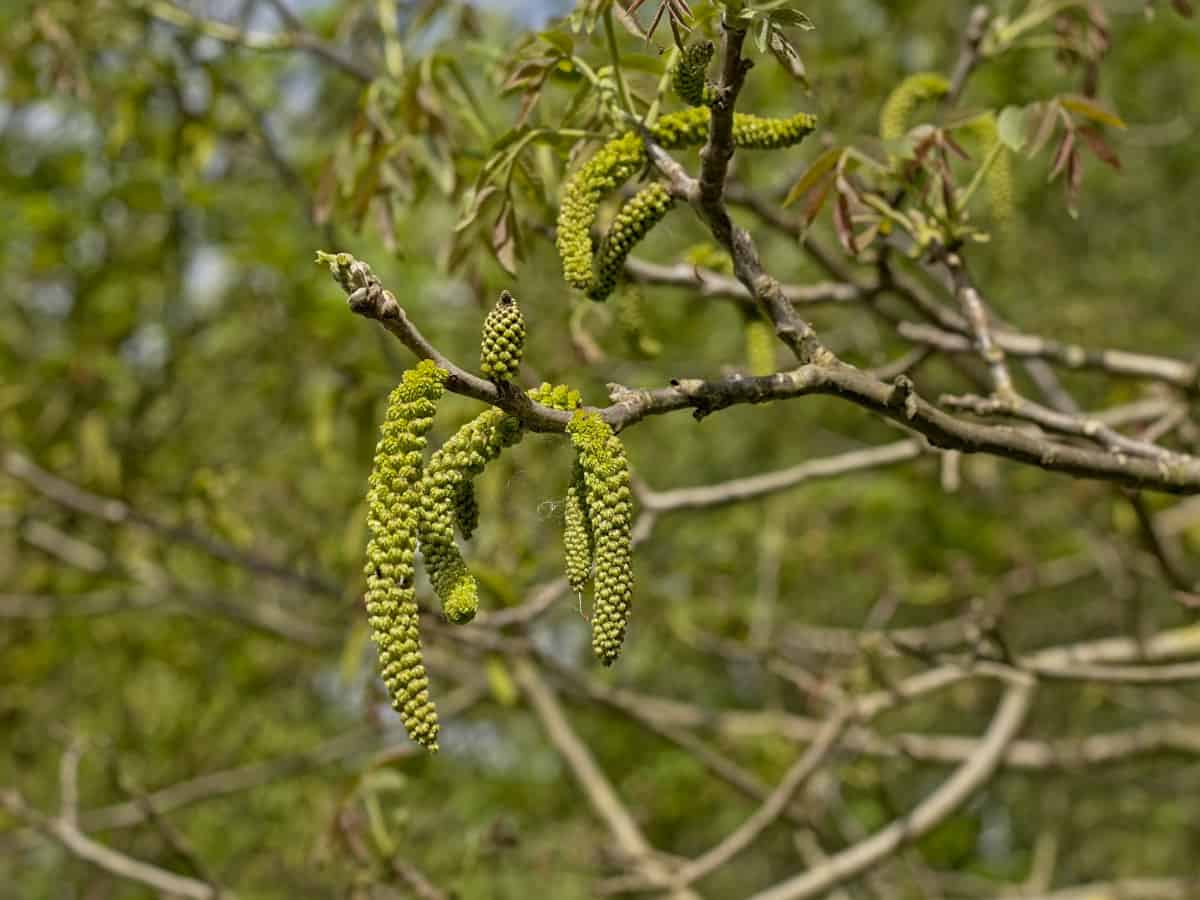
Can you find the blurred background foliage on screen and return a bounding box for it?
[2,0,1199,897]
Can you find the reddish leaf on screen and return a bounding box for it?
[833,188,857,256]
[1028,102,1061,157]
[782,146,841,208]
[941,131,971,161]
[1066,147,1082,217]
[800,171,835,231]
[940,175,956,217]
[1077,125,1121,170]
[1049,128,1076,182]
[492,200,519,275]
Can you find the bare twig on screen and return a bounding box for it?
[898,321,1198,392]
[946,6,992,107]
[673,712,849,887]
[983,878,1200,900]
[940,250,1015,397]
[509,655,698,899]
[1,791,229,900]
[638,441,924,512]
[748,676,1035,900]
[3,450,340,597]
[623,256,867,309]
[940,393,1178,461]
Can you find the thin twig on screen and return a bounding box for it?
[748,676,1035,900]
[1,791,229,900]
[638,441,923,512]
[509,655,698,899]
[3,450,340,597]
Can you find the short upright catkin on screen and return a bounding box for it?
[480,291,525,380]
[567,411,634,665]
[363,360,448,751]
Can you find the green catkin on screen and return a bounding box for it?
[417,384,582,624]
[988,144,1014,228]
[588,183,674,301]
[555,108,817,295]
[879,72,951,142]
[480,291,526,380]
[452,480,479,540]
[419,408,523,625]
[672,40,716,107]
[566,411,634,665]
[649,107,818,150]
[562,460,594,595]
[729,111,820,150]
[363,360,449,751]
[744,318,777,376]
[615,284,662,358]
[956,113,1016,237]
[973,115,1016,229]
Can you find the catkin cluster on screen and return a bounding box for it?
[555,107,817,298]
[567,411,634,665]
[672,40,716,107]
[480,291,525,380]
[363,360,448,750]
[556,131,647,292]
[321,254,646,725]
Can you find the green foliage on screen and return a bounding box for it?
[4,1,1200,896]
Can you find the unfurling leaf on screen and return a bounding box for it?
[1061,94,1127,129]
[1077,126,1121,170]
[492,200,520,276]
[783,145,841,208]
[996,106,1029,152]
